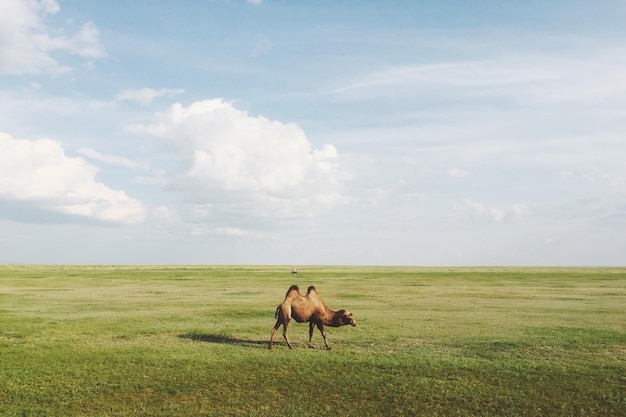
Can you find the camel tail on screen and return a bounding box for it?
[274,304,281,319]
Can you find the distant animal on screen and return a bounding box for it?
[291,268,298,274]
[269,285,356,350]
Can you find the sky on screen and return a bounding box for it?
[1,0,625,265]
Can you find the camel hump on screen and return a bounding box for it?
[286,285,300,296]
[307,285,317,294]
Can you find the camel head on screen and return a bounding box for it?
[335,309,357,327]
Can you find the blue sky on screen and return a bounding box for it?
[1,0,625,265]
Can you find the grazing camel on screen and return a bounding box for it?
[269,285,356,350]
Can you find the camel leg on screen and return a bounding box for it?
[269,320,281,350]
[282,318,293,349]
[308,322,316,349]
[317,322,331,350]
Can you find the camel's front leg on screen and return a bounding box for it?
[316,322,331,350]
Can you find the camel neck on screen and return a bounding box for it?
[322,309,343,327]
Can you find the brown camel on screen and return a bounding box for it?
[269,285,356,350]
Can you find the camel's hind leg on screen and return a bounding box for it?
[316,322,331,350]
[308,322,316,349]
[269,319,281,350]
[282,318,293,349]
[270,306,293,349]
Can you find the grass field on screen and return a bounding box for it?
[1,265,624,416]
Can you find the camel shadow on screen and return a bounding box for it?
[179,332,268,348]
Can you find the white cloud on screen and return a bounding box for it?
[0,132,145,223]
[250,36,271,57]
[324,49,626,110]
[511,204,531,221]
[447,168,470,178]
[0,0,105,75]
[131,99,342,221]
[78,147,148,172]
[323,59,551,98]
[459,200,533,223]
[460,199,506,222]
[246,0,263,5]
[117,87,185,105]
[363,187,388,208]
[191,226,245,237]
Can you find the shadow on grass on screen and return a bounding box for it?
[179,331,268,348]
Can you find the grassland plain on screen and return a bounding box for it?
[0,265,624,416]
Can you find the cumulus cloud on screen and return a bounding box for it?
[0,0,105,74]
[0,132,145,223]
[131,99,342,222]
[117,87,185,105]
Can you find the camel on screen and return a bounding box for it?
[269,285,356,350]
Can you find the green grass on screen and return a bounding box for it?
[1,265,624,416]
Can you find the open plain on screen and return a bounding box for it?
[1,265,624,416]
